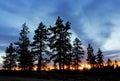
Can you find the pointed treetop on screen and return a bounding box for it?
[98,48,102,53]
[65,21,71,30]
[55,16,63,25]
[22,23,28,29]
[10,43,13,47]
[87,44,94,52]
[21,23,29,34]
[23,22,26,26]
[75,38,80,42]
[88,43,91,47]
[66,21,71,26]
[39,22,44,26]
[73,38,82,46]
[38,22,45,29]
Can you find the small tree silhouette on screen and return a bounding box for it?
[2,43,17,70]
[107,58,112,66]
[96,48,104,68]
[72,38,84,70]
[86,44,96,68]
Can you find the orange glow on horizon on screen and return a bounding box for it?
[1,62,120,71]
[79,64,91,70]
[33,65,37,71]
[44,63,92,71]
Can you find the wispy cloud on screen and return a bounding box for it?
[0,0,120,61]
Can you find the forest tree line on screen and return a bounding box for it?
[2,17,115,71]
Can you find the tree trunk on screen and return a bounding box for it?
[37,56,41,72]
[59,55,62,70]
[37,43,42,72]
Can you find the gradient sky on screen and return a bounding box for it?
[0,0,120,64]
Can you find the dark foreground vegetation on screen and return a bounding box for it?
[1,66,120,81]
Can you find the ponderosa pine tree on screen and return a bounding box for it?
[86,44,96,68]
[96,48,104,68]
[31,22,49,72]
[49,17,71,70]
[72,38,84,70]
[15,23,34,71]
[2,43,17,70]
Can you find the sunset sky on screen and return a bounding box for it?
[0,0,120,64]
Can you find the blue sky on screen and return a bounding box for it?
[0,0,120,63]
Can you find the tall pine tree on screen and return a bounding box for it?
[49,17,71,70]
[2,43,17,70]
[15,23,34,71]
[72,38,84,70]
[31,22,49,72]
[62,21,72,70]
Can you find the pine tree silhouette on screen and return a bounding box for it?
[31,22,50,72]
[72,38,84,70]
[15,23,34,71]
[86,44,96,68]
[96,48,104,68]
[49,17,71,70]
[2,43,17,70]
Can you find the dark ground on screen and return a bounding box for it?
[0,67,120,81]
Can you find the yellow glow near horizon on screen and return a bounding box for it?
[33,65,37,71]
[44,63,92,71]
[79,64,91,70]
[2,62,120,71]
[31,62,120,71]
